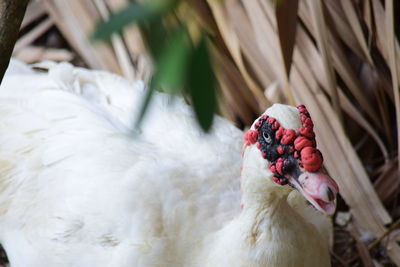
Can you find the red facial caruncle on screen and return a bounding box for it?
[243,105,323,185]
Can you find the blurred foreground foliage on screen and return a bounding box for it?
[94,0,216,131]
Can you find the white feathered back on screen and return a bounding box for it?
[0,61,245,266]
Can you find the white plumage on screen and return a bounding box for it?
[0,60,336,266]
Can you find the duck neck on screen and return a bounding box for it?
[240,153,292,215]
[239,145,294,235]
[240,172,293,225]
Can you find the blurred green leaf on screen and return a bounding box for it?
[94,4,155,40]
[93,0,180,41]
[140,19,169,59]
[94,0,217,132]
[152,25,192,94]
[187,37,216,132]
[134,25,191,129]
[133,81,155,131]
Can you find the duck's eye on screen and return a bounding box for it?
[263,131,272,144]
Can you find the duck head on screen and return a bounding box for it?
[241,104,338,214]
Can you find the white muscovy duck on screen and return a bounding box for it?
[0,60,338,267]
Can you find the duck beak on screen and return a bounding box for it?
[289,171,339,215]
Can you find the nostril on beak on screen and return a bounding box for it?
[318,183,336,203]
[327,187,335,202]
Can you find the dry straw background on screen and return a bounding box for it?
[12,0,400,266]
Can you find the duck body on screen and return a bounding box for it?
[0,61,333,267]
